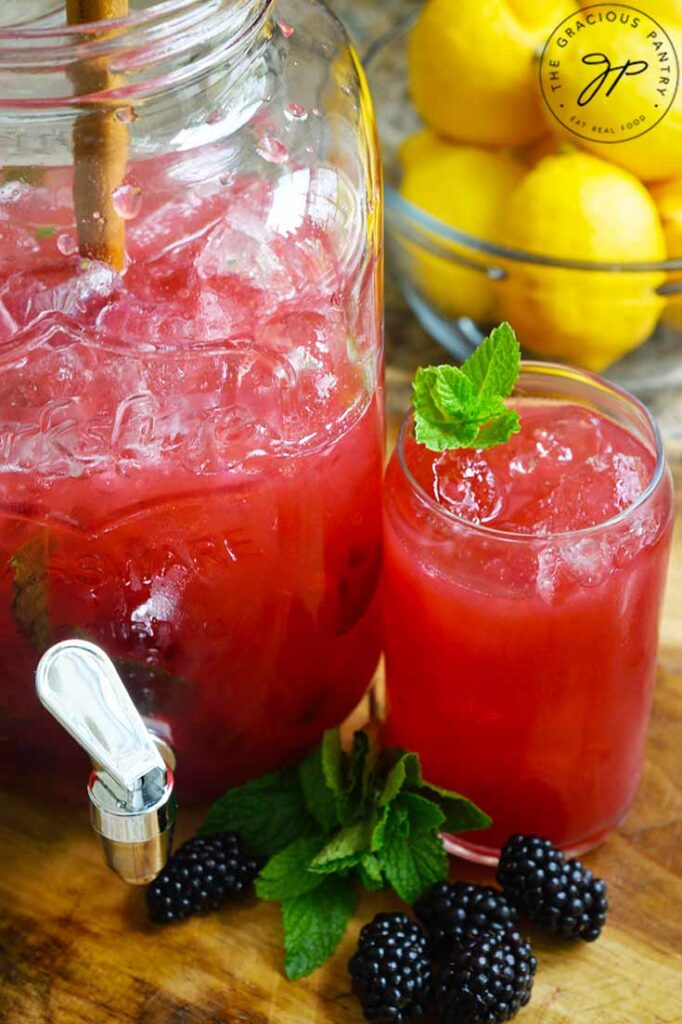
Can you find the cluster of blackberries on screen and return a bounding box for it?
[497,834,608,943]
[348,834,608,1024]
[146,832,259,924]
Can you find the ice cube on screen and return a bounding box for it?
[196,218,294,304]
[433,452,502,525]
[536,546,560,603]
[26,259,119,323]
[560,536,611,587]
[0,296,17,342]
[613,454,650,511]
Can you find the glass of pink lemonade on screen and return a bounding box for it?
[383,363,674,864]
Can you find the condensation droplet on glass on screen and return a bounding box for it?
[341,84,352,96]
[312,107,322,117]
[256,136,289,164]
[57,233,76,256]
[285,103,308,122]
[219,172,235,186]
[206,109,222,125]
[93,210,102,220]
[112,183,142,220]
[114,106,138,123]
[0,180,29,204]
[278,19,294,37]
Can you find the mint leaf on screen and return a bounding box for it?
[421,785,492,833]
[299,742,341,834]
[412,322,521,452]
[321,728,344,795]
[360,732,379,802]
[35,225,56,239]
[309,822,369,872]
[378,750,420,806]
[359,853,385,891]
[370,803,390,851]
[473,408,521,450]
[200,765,315,858]
[347,729,371,799]
[378,804,448,904]
[255,835,326,901]
[412,367,480,452]
[378,750,490,832]
[336,728,374,825]
[391,753,491,832]
[432,364,475,415]
[282,876,356,980]
[11,535,52,653]
[395,791,445,833]
[460,322,520,400]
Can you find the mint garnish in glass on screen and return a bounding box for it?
[412,322,521,451]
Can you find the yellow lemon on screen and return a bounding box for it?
[408,0,579,147]
[398,133,526,320]
[650,176,682,326]
[498,150,666,369]
[541,8,682,181]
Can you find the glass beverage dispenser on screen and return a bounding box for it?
[0,0,383,801]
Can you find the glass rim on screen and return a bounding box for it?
[396,360,668,544]
[385,191,682,275]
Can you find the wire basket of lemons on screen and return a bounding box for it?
[365,0,682,388]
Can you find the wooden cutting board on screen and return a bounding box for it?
[1,433,681,1024]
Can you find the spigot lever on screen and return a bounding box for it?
[36,640,176,885]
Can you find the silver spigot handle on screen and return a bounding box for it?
[36,639,165,794]
[36,639,176,885]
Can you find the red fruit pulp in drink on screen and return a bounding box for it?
[0,173,383,800]
[383,400,673,859]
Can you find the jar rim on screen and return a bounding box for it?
[396,360,668,544]
[0,0,275,106]
[0,0,264,39]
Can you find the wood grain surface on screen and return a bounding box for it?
[1,396,681,1024]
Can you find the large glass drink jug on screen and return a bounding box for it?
[0,0,383,800]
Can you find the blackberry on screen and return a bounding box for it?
[497,834,608,942]
[414,881,518,955]
[348,912,432,1022]
[435,929,536,1024]
[147,832,258,924]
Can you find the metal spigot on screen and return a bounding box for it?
[36,639,177,885]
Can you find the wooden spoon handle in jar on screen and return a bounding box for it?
[66,0,129,272]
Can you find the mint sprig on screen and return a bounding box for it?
[201,727,491,980]
[11,535,52,654]
[413,322,522,451]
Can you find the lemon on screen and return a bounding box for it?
[399,133,526,320]
[650,176,682,326]
[542,12,682,182]
[498,150,666,369]
[408,0,579,147]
